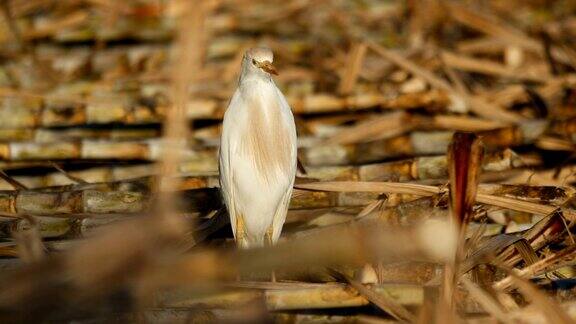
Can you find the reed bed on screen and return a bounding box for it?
[0,0,575,322]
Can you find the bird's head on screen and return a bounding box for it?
[242,47,278,77]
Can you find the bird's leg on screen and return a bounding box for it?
[236,215,246,281]
[236,214,247,248]
[265,227,276,282]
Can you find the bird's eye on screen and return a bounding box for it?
[252,59,257,65]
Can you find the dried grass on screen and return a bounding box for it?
[0,0,574,322]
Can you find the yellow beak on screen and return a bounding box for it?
[257,60,278,75]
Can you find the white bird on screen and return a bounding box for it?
[219,47,297,248]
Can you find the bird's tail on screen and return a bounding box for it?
[193,208,229,243]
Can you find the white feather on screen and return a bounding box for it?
[219,48,297,248]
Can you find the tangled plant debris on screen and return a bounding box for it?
[0,0,574,322]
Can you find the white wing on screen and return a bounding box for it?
[219,90,242,242]
[270,87,298,243]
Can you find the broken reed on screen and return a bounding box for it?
[0,148,522,190]
[0,91,447,128]
[0,0,575,322]
[0,179,571,240]
[0,123,559,165]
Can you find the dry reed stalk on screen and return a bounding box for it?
[506,167,576,187]
[12,176,574,217]
[459,234,523,275]
[0,216,92,240]
[0,185,395,217]
[0,170,27,190]
[0,188,148,216]
[0,141,218,171]
[0,146,523,190]
[0,219,455,321]
[333,270,416,321]
[494,244,576,292]
[446,2,575,68]
[0,176,458,219]
[449,136,483,221]
[442,133,483,309]
[441,51,550,82]
[296,181,442,196]
[0,135,455,165]
[456,36,510,54]
[137,307,268,323]
[461,277,511,322]
[366,41,523,123]
[22,11,89,40]
[338,42,368,95]
[504,272,573,324]
[156,0,211,205]
[302,132,447,165]
[308,116,548,165]
[305,148,524,182]
[496,212,568,269]
[366,41,451,91]
[159,283,424,311]
[479,184,575,206]
[0,1,573,322]
[0,127,160,142]
[536,136,575,151]
[146,219,457,285]
[0,2,215,321]
[295,181,573,217]
[0,91,448,128]
[549,117,576,138]
[473,301,576,323]
[0,165,155,190]
[325,111,410,144]
[380,89,450,110]
[11,216,46,263]
[430,115,507,131]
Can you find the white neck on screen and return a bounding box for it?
[239,72,274,97]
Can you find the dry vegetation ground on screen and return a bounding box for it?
[0,0,575,322]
